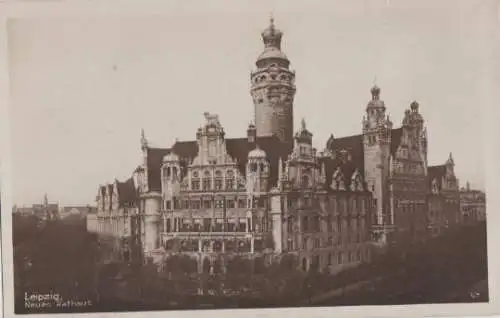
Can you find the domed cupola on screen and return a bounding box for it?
[256,16,290,68]
[295,118,313,145]
[248,144,267,160]
[409,101,424,126]
[367,85,386,111]
[246,144,269,193]
[163,152,180,163]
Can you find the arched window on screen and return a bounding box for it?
[251,163,258,172]
[301,175,309,188]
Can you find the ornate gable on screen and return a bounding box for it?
[331,167,346,191]
[431,178,439,194]
[350,169,365,192]
[192,113,238,167]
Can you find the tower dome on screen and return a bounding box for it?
[367,85,385,109]
[256,16,290,67]
[248,145,267,159]
[163,152,180,163]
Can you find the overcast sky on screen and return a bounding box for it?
[7,0,496,206]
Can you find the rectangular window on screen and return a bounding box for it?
[238,199,246,208]
[302,216,309,232]
[238,218,246,232]
[202,179,211,190]
[192,180,200,190]
[203,200,212,209]
[191,200,200,209]
[215,199,223,209]
[166,201,171,210]
[166,218,171,232]
[226,179,234,190]
[215,179,223,190]
[227,200,235,208]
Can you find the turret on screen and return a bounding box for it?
[251,16,296,148]
[246,145,269,194]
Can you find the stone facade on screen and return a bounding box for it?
[427,154,461,236]
[94,17,469,272]
[460,182,486,223]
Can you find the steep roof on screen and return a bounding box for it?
[319,155,367,191]
[116,178,137,206]
[327,134,365,178]
[146,135,290,192]
[390,128,403,157]
[325,128,403,176]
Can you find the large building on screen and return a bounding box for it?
[427,155,461,236]
[94,18,466,272]
[459,182,486,223]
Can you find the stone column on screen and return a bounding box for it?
[198,239,202,253]
[210,241,214,253]
[250,237,255,253]
[163,214,167,233]
[222,240,226,253]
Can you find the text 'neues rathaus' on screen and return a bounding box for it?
[92,18,463,274]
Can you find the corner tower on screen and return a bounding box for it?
[362,85,392,227]
[251,17,296,149]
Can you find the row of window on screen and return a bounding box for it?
[163,197,266,210]
[287,196,372,213]
[292,215,369,234]
[161,217,268,233]
[190,178,242,191]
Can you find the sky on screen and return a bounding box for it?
[7,0,497,206]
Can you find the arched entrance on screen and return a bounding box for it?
[202,258,211,274]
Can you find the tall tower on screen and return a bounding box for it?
[362,85,392,228]
[251,17,296,149]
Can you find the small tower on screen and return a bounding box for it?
[161,152,182,209]
[362,85,392,227]
[246,145,269,195]
[445,152,455,174]
[251,17,296,150]
[288,119,317,189]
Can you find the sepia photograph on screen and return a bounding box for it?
[2,0,499,317]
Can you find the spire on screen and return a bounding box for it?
[446,152,454,166]
[43,193,48,206]
[371,85,381,101]
[261,15,283,50]
[301,118,306,130]
[278,157,284,189]
[140,128,148,150]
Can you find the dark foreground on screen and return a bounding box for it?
[14,216,488,314]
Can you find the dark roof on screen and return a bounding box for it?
[146,136,290,192]
[428,165,446,191]
[390,128,403,157]
[116,178,137,206]
[326,134,365,178]
[146,147,171,192]
[325,128,404,177]
[319,155,367,191]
